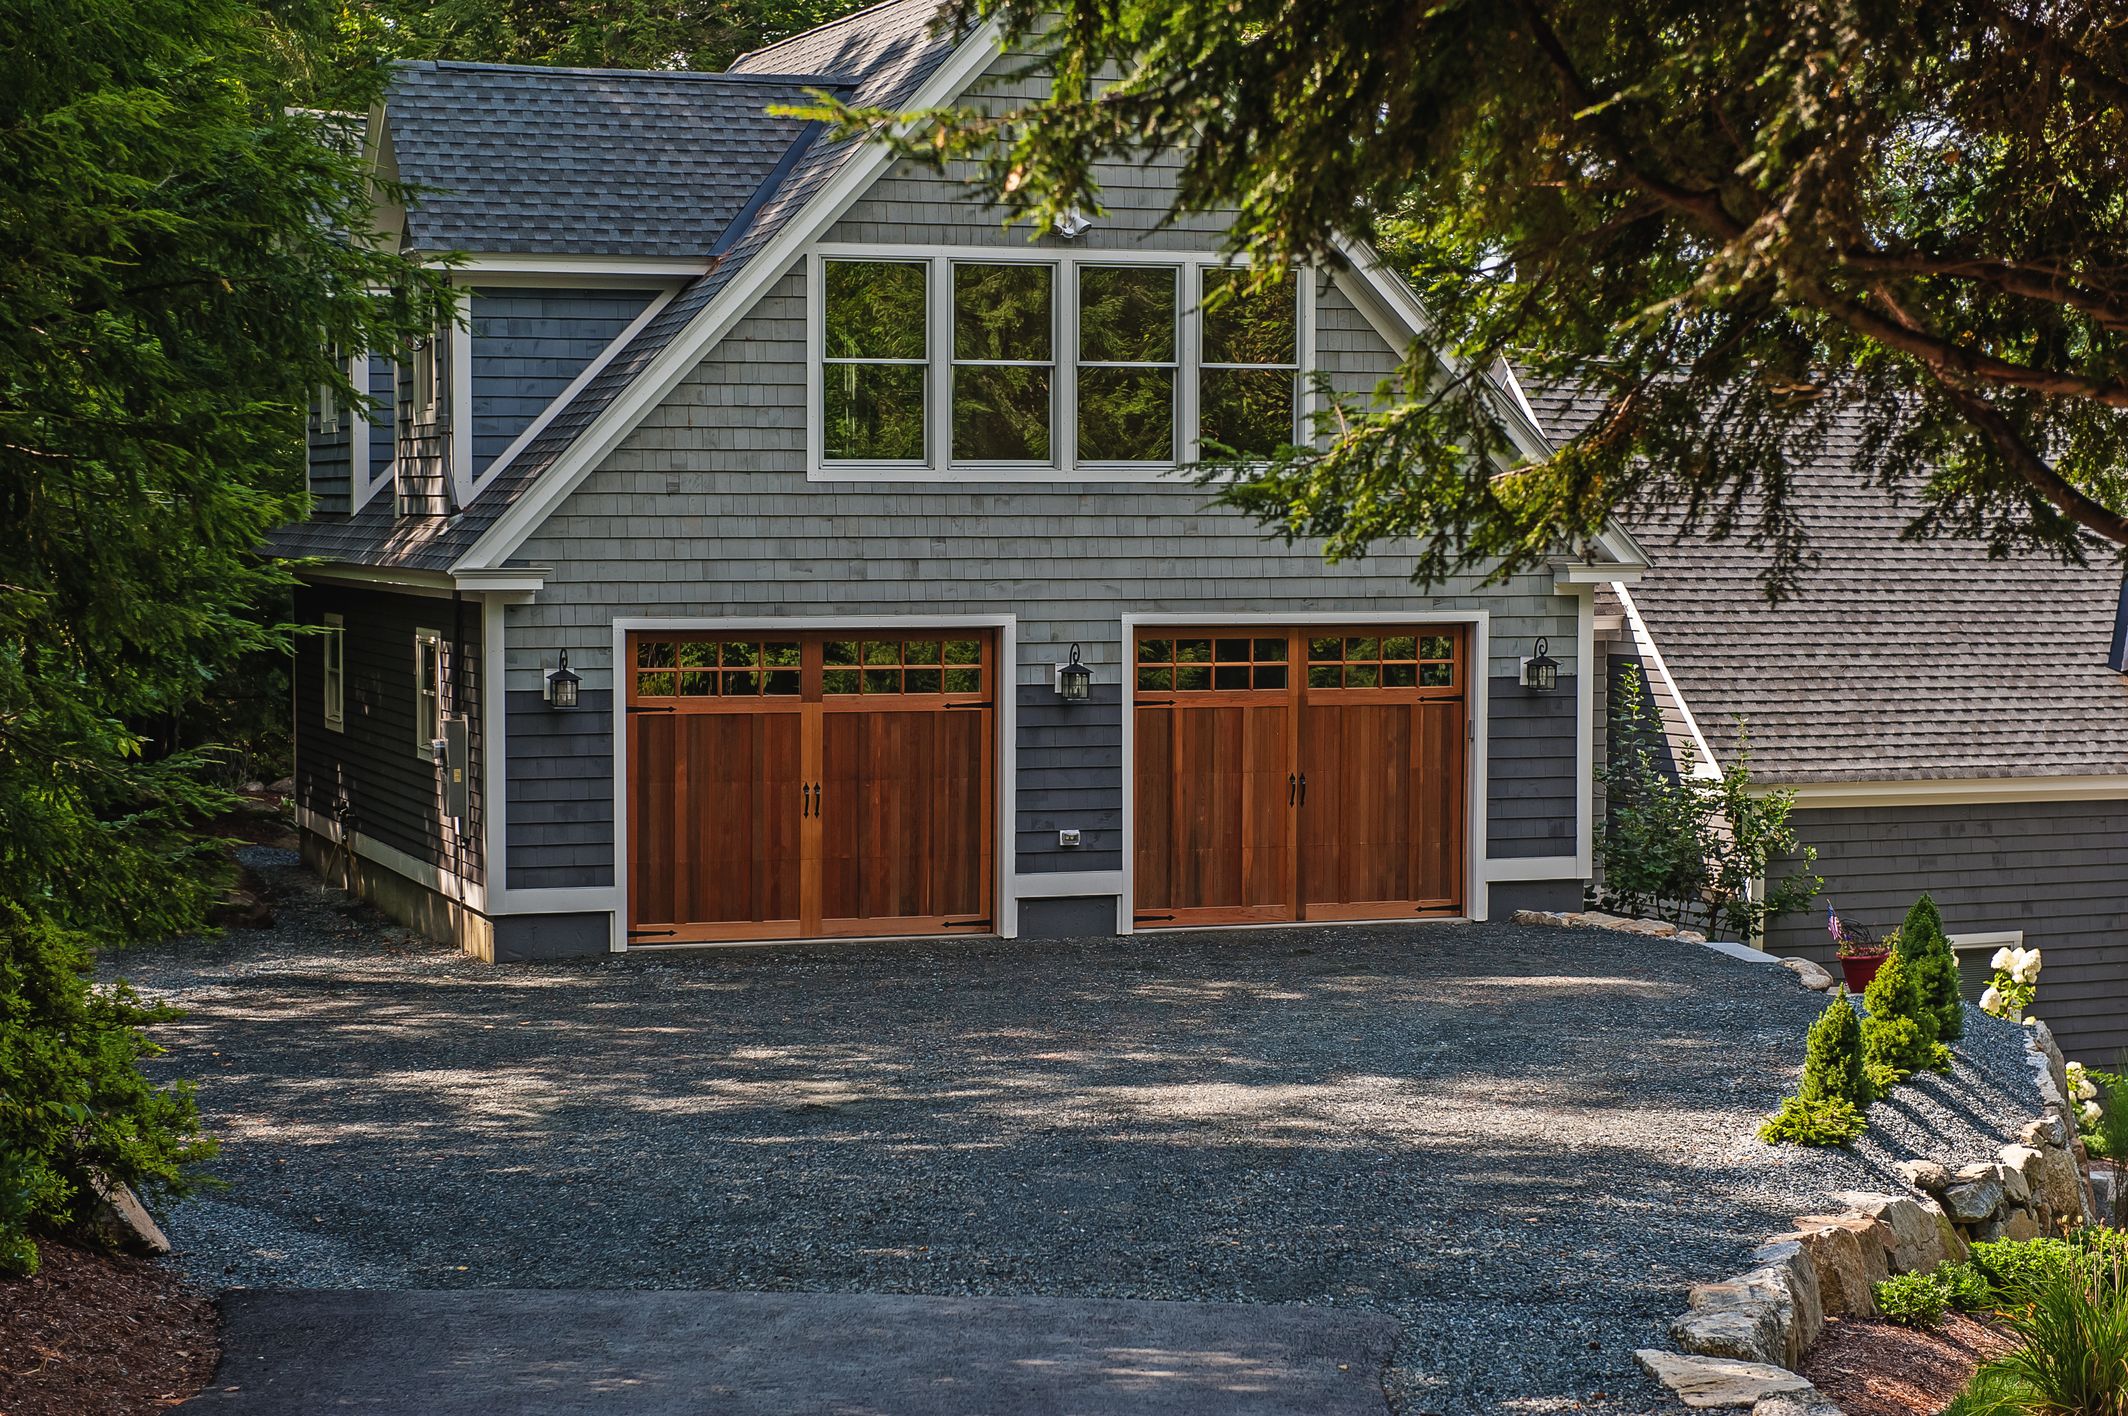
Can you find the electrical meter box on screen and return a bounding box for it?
[444,717,471,823]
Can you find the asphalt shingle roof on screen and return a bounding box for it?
[1526,383,2128,785]
[272,0,959,573]
[387,63,834,257]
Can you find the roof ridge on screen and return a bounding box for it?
[729,0,937,71]
[420,59,846,84]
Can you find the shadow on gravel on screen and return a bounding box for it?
[117,849,2047,1416]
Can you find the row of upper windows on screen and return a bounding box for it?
[818,256,1302,472]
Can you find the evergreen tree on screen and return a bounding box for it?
[0,0,450,1273]
[1898,893,1965,1044]
[832,2,2128,596]
[1862,949,1950,1090]
[1798,996,1874,1110]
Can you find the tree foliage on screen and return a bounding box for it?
[1761,996,1873,1147]
[0,0,450,1272]
[305,0,879,107]
[823,0,2128,596]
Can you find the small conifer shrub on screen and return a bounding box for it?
[1900,894,1964,1044]
[1761,997,1875,1146]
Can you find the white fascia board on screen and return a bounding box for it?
[1552,562,1642,588]
[440,254,708,282]
[297,563,458,598]
[1612,580,1723,780]
[1767,776,2128,809]
[452,565,550,594]
[449,19,1006,576]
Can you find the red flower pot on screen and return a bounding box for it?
[1838,951,1889,994]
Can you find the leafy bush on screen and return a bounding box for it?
[1596,666,1820,940]
[1877,1269,1956,1326]
[1899,894,1964,1044]
[1948,1250,2128,1416]
[1971,1237,2095,1310]
[1863,949,1945,1086]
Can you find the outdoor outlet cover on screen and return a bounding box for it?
[1058,828,1082,848]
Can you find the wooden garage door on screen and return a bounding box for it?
[1133,628,1467,927]
[627,632,994,944]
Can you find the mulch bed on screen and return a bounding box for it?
[0,1238,217,1414]
[1802,1313,2012,1416]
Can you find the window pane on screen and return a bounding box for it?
[823,668,861,695]
[825,640,859,665]
[863,668,900,694]
[638,640,674,668]
[679,670,716,695]
[764,669,802,695]
[1201,269,1297,365]
[1138,665,1172,691]
[1080,266,1175,362]
[955,263,1052,361]
[1382,635,1417,660]
[1138,638,1173,663]
[1200,368,1295,457]
[1077,367,1174,462]
[1253,638,1286,661]
[904,667,941,693]
[944,639,981,665]
[1216,638,1250,661]
[825,261,927,360]
[953,366,1051,461]
[825,362,925,460]
[1383,662,1417,688]
[863,640,900,665]
[1420,634,1455,660]
[1214,665,1250,690]
[1254,663,1288,689]
[944,667,981,693]
[1420,663,1455,687]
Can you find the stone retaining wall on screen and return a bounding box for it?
[1602,933,2102,1413]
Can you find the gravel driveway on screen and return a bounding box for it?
[117,849,2046,1415]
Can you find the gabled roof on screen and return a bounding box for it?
[273,0,961,572]
[1527,384,2128,785]
[385,63,835,257]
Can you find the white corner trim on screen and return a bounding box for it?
[1571,582,1595,878]
[449,291,476,510]
[464,287,678,503]
[295,803,487,915]
[480,594,508,903]
[1612,580,1722,780]
[1015,870,1123,899]
[1773,776,2128,809]
[449,18,1006,576]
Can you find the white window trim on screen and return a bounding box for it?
[322,613,346,732]
[806,244,1315,483]
[414,627,444,759]
[1951,930,2025,953]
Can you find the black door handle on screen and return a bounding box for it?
[1298,773,1307,805]
[801,783,812,817]
[1288,773,1296,806]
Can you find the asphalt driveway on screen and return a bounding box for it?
[120,849,2045,1414]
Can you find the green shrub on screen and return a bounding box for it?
[1899,894,1965,1044]
[0,912,213,1274]
[1759,1094,1867,1146]
[1971,1237,2091,1310]
[1797,996,1875,1108]
[1863,949,1943,1083]
[1952,1250,2128,1416]
[1877,1270,1955,1326]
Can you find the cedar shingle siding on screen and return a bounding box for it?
[1769,801,2128,1062]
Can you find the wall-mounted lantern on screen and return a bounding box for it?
[1053,206,1092,240]
[1054,643,1093,702]
[544,650,581,709]
[1519,637,1560,693]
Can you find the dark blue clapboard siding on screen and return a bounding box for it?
[469,288,657,478]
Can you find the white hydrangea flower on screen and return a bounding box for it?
[2069,1061,2088,1084]
[2079,1081,2099,1102]
[1981,984,2003,1014]
[2010,947,2042,984]
[1991,946,2015,971]
[2083,1100,2103,1126]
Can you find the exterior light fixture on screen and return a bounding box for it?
[1055,642,1093,702]
[1053,206,1092,240]
[1520,637,1559,693]
[544,650,581,709]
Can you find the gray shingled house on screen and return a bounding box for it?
[277,1,1648,964]
[1524,388,2128,1064]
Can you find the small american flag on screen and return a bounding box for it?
[1825,902,1842,942]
